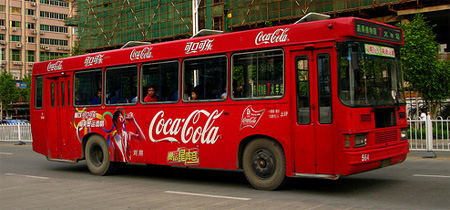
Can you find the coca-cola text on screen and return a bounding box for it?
[47,61,63,71]
[149,110,223,144]
[130,47,153,61]
[255,28,290,45]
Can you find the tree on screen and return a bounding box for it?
[0,71,20,119]
[20,73,32,102]
[398,14,450,119]
[71,41,85,56]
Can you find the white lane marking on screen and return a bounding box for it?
[0,152,13,155]
[5,173,50,180]
[165,191,251,201]
[414,174,450,178]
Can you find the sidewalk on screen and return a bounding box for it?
[408,150,450,159]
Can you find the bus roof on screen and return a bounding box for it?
[33,17,402,75]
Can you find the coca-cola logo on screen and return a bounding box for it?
[84,54,104,67]
[47,61,63,71]
[240,105,265,129]
[130,47,153,61]
[149,110,223,144]
[255,28,290,46]
[185,39,214,54]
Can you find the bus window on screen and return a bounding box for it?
[232,49,284,99]
[61,82,65,108]
[51,82,55,107]
[106,65,138,105]
[183,55,227,101]
[35,76,43,109]
[141,61,179,103]
[296,56,310,125]
[67,81,70,107]
[317,53,332,124]
[74,70,102,106]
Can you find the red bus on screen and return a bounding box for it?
[31,16,409,190]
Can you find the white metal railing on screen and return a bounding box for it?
[0,123,33,143]
[407,116,450,153]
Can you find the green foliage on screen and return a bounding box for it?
[407,122,449,140]
[71,42,85,56]
[397,14,450,119]
[264,21,273,27]
[20,74,32,102]
[0,71,20,110]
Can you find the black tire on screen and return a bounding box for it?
[243,139,286,190]
[85,136,116,175]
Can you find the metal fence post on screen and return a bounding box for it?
[15,123,26,145]
[424,115,436,158]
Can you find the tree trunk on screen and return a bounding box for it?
[427,101,441,119]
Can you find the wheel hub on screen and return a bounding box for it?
[252,149,275,179]
[90,144,104,166]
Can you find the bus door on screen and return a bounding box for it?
[293,48,334,175]
[45,76,71,160]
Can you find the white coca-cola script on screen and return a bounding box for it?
[149,110,223,144]
[130,47,153,61]
[240,105,265,129]
[185,39,214,54]
[255,28,290,46]
[84,54,104,67]
[47,61,63,71]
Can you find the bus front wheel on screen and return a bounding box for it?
[85,136,116,176]
[243,139,286,190]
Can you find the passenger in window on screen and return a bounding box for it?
[144,86,158,102]
[233,81,245,98]
[91,90,102,105]
[221,86,227,99]
[183,83,191,100]
[191,89,199,100]
[131,96,138,103]
[190,85,204,100]
[110,91,119,104]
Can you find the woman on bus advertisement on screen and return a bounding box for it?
[110,110,146,162]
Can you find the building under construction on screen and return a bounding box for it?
[72,0,449,58]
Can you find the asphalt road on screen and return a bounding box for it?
[1,143,449,210]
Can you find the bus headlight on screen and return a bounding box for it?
[401,128,408,140]
[354,134,367,148]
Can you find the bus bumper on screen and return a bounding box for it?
[341,142,409,176]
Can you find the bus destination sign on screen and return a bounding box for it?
[355,19,402,44]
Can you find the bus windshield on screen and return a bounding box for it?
[338,41,405,107]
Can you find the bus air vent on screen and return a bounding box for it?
[361,114,371,122]
[375,130,397,144]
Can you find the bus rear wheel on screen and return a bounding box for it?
[85,136,116,175]
[243,139,286,190]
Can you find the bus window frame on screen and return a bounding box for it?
[73,68,103,108]
[182,54,228,103]
[34,76,43,109]
[295,55,310,125]
[104,65,139,106]
[230,48,285,101]
[317,53,332,124]
[140,60,180,105]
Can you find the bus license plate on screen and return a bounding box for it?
[380,159,391,168]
